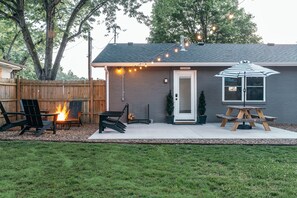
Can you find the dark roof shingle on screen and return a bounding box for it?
[92,43,297,64]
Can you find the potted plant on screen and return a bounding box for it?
[198,91,207,124]
[166,90,174,124]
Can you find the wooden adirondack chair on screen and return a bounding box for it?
[99,104,128,133]
[67,100,83,126]
[0,101,27,132]
[20,99,58,136]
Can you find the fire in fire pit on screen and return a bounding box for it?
[56,102,70,121]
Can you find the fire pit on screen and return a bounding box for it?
[55,102,72,130]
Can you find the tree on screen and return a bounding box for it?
[148,0,262,44]
[0,0,150,80]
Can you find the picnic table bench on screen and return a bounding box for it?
[250,114,277,122]
[217,106,275,131]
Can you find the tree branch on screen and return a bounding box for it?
[67,1,108,41]
[0,0,17,12]
[0,9,18,22]
[6,30,21,60]
[51,0,108,79]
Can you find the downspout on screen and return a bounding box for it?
[104,66,109,111]
[121,71,125,101]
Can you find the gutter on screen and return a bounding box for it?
[104,66,109,111]
[92,62,297,68]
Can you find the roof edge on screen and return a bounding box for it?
[0,60,24,70]
[92,62,297,67]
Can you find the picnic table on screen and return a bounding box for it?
[216,105,277,131]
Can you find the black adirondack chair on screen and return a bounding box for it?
[67,100,83,126]
[20,99,58,136]
[99,104,128,133]
[0,101,27,132]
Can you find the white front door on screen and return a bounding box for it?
[173,70,197,122]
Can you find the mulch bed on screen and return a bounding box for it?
[0,123,296,145]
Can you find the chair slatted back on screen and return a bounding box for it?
[116,103,128,122]
[0,101,10,124]
[68,101,82,119]
[21,99,43,128]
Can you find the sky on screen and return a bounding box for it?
[61,0,297,79]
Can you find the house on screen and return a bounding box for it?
[0,60,23,79]
[92,42,297,124]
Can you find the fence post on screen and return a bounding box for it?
[16,76,21,112]
[89,78,94,123]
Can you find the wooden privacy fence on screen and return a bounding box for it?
[0,78,106,124]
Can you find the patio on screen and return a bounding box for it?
[89,123,297,142]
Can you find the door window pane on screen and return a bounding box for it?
[179,78,191,113]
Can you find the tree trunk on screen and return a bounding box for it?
[16,1,43,79]
[43,0,57,80]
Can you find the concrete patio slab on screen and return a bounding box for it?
[89,123,297,140]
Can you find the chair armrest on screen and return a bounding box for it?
[5,112,25,116]
[100,111,122,116]
[41,113,58,116]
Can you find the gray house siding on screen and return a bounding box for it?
[108,66,297,124]
[264,66,297,123]
[109,67,172,122]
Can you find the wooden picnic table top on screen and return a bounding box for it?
[227,105,265,110]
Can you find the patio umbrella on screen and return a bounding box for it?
[215,60,280,129]
[215,60,280,106]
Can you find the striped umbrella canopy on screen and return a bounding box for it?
[215,60,279,108]
[215,60,280,78]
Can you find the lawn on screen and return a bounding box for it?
[0,141,296,198]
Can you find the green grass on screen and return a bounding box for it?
[0,142,297,198]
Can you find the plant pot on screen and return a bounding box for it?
[166,115,174,124]
[198,115,207,124]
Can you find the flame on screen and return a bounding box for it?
[56,102,70,121]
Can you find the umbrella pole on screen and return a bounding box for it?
[243,73,246,107]
[238,73,252,129]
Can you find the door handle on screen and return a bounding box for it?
[175,93,178,100]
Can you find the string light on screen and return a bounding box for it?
[197,34,203,40]
[124,1,244,73]
[228,13,234,20]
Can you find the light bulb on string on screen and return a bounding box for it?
[174,48,179,53]
[165,53,169,58]
[228,13,234,20]
[157,57,161,62]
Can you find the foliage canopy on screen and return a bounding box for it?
[0,0,150,80]
[148,0,262,44]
